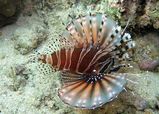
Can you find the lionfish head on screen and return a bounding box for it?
[37,13,135,109]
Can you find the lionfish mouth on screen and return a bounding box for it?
[35,13,135,109]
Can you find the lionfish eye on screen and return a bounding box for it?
[101,21,104,25]
[126,36,129,40]
[38,13,135,109]
[111,34,115,38]
[115,29,119,33]
[90,20,92,24]
[99,28,102,32]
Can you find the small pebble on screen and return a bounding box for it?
[139,59,159,71]
[134,99,148,111]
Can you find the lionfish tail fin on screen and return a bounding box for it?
[58,72,126,109]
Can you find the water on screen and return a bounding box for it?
[0,0,159,114]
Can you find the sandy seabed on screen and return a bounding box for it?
[0,0,159,114]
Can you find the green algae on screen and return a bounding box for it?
[147,1,159,19]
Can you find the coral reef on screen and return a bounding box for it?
[0,0,159,114]
[120,0,159,29]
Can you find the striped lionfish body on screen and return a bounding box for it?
[37,13,135,109]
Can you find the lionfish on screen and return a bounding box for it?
[33,13,135,109]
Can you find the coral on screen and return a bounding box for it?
[119,0,159,29]
[8,64,29,91]
[145,0,159,29]
[0,0,159,114]
[12,16,48,55]
[94,0,121,19]
[134,32,159,63]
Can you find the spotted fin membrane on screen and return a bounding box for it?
[36,13,135,109]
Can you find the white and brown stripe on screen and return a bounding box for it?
[38,13,135,109]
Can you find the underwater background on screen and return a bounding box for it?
[0,0,159,114]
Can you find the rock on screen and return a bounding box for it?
[14,64,26,75]
[120,92,148,111]
[144,109,154,114]
[139,59,159,71]
[0,0,21,27]
[134,98,148,111]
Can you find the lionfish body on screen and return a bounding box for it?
[37,13,135,109]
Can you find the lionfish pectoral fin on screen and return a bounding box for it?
[28,52,56,75]
[58,73,126,109]
[35,62,56,75]
[101,73,126,99]
[60,71,84,85]
[28,50,43,63]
